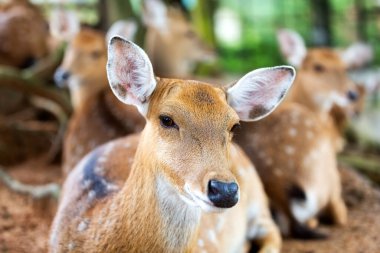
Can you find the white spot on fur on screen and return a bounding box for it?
[258,151,266,159]
[198,239,204,247]
[265,158,273,166]
[288,128,297,137]
[248,222,269,239]
[306,130,314,139]
[128,157,134,164]
[304,119,312,127]
[88,190,96,201]
[284,145,295,155]
[274,168,283,177]
[291,190,319,223]
[247,202,260,220]
[238,168,245,176]
[94,165,104,176]
[82,179,91,189]
[207,229,217,243]
[123,143,131,148]
[215,216,225,232]
[77,219,89,232]
[290,112,300,123]
[68,242,75,250]
[106,182,119,192]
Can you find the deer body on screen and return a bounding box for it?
[50,37,295,252]
[235,104,346,237]
[234,30,370,238]
[54,28,145,175]
[51,134,278,253]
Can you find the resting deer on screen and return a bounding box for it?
[234,29,371,239]
[54,21,145,175]
[49,37,296,253]
[0,0,49,68]
[142,0,215,78]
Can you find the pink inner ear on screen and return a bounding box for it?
[111,42,149,103]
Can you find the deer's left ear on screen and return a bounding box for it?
[227,66,296,121]
[107,36,156,116]
[340,42,373,69]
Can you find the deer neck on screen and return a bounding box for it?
[285,75,331,117]
[97,126,201,253]
[69,75,108,111]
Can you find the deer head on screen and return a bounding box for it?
[107,36,295,211]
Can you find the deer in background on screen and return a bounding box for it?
[0,0,49,68]
[49,37,296,253]
[277,29,372,151]
[53,16,145,175]
[234,29,372,239]
[142,0,216,78]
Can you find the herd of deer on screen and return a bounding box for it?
[0,0,374,252]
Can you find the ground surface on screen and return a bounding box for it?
[0,159,379,253]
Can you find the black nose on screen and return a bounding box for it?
[207,180,239,208]
[347,90,358,102]
[54,68,71,88]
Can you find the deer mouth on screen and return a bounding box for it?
[182,184,223,213]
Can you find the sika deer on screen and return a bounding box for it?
[0,0,49,68]
[142,0,215,78]
[234,29,371,239]
[54,23,145,175]
[50,37,296,253]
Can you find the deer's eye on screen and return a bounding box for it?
[91,50,102,59]
[159,115,178,130]
[313,63,325,73]
[230,123,241,133]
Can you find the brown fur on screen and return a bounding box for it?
[0,0,48,67]
[144,7,215,78]
[235,48,354,235]
[50,78,280,253]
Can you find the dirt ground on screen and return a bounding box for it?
[0,159,379,253]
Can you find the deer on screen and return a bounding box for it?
[49,37,296,253]
[277,29,372,151]
[234,29,372,239]
[54,3,216,175]
[142,0,216,78]
[53,20,145,175]
[0,0,49,68]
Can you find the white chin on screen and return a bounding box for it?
[182,185,225,213]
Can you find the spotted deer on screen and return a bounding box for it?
[54,22,145,175]
[142,0,216,78]
[234,29,372,239]
[277,29,371,144]
[49,37,296,253]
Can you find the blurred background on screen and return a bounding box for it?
[29,0,380,72]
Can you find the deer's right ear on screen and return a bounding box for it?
[107,36,156,116]
[49,9,80,42]
[277,29,306,68]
